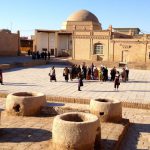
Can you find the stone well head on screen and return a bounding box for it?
[52,112,100,150]
[6,92,46,116]
[90,98,122,122]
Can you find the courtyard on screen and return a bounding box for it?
[0,63,150,150]
[0,64,150,104]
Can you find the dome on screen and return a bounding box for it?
[67,10,100,23]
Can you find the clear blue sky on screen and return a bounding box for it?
[0,0,150,37]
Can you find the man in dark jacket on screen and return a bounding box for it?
[0,69,4,85]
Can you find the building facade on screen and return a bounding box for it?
[20,37,33,52]
[33,10,150,63]
[0,29,20,56]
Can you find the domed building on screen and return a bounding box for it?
[62,9,102,31]
[33,10,150,63]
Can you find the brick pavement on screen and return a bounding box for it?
[120,108,150,150]
[0,98,150,150]
[0,65,150,104]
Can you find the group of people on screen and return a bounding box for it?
[28,50,51,60]
[49,63,129,91]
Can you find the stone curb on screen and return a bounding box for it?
[0,92,149,110]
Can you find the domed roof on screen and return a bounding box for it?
[67,10,100,23]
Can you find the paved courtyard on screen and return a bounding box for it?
[0,64,150,104]
[0,98,150,150]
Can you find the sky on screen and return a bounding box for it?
[0,0,150,37]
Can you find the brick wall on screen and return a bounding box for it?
[0,30,19,56]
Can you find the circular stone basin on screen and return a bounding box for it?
[6,92,46,116]
[52,112,100,150]
[90,98,122,122]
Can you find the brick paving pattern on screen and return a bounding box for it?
[0,65,150,104]
[0,98,150,150]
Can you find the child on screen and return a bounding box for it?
[78,72,83,91]
[114,71,120,91]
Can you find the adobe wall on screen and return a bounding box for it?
[109,39,150,63]
[0,31,19,56]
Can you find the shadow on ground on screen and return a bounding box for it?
[0,128,52,142]
[4,82,37,87]
[120,123,150,150]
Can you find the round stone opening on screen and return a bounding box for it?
[96,99,110,102]
[6,92,46,116]
[61,114,87,122]
[90,98,122,122]
[13,92,34,97]
[52,112,100,150]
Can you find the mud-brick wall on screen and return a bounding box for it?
[0,31,19,56]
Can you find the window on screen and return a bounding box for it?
[42,48,47,51]
[94,43,103,54]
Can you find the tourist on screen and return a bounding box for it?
[77,65,81,74]
[86,66,91,80]
[28,49,31,56]
[82,63,87,79]
[48,51,51,60]
[99,65,104,81]
[114,71,120,91]
[36,51,40,59]
[63,67,69,82]
[103,66,108,81]
[49,66,56,82]
[110,66,117,81]
[125,66,129,81]
[93,66,98,80]
[121,68,127,82]
[32,51,36,59]
[69,65,73,81]
[91,63,94,80]
[44,51,47,60]
[78,72,83,91]
[0,69,3,85]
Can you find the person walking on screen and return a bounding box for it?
[125,66,129,81]
[63,67,69,82]
[78,72,83,91]
[49,66,56,82]
[0,69,4,85]
[48,51,51,60]
[114,71,120,91]
[110,66,117,81]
